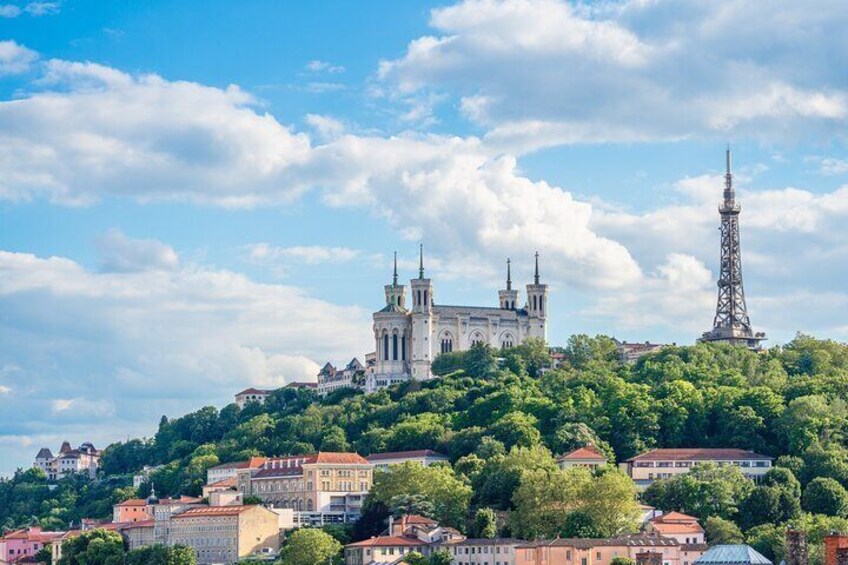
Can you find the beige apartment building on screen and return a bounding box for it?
[443,538,523,565]
[624,448,773,487]
[237,452,372,521]
[169,505,279,564]
[514,533,707,565]
[557,445,608,470]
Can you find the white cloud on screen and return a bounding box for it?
[96,229,180,273]
[247,244,360,265]
[305,60,345,74]
[305,113,345,141]
[379,0,848,149]
[0,386,10,395]
[0,244,371,471]
[0,40,38,75]
[821,158,848,176]
[0,59,643,290]
[0,5,21,17]
[24,1,60,15]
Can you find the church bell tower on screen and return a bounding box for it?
[410,244,434,379]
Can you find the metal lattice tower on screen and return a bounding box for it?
[700,149,766,349]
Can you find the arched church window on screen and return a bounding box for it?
[393,333,398,361]
[383,334,389,361]
[423,290,428,306]
[533,295,538,310]
[401,335,407,360]
[540,296,544,314]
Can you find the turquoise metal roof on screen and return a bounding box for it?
[695,545,772,565]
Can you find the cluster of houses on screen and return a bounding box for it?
[8,444,782,565]
[32,441,101,481]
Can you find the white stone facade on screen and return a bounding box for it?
[367,251,548,391]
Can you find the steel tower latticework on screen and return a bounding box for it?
[700,149,766,349]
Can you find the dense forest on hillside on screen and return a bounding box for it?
[4,334,848,562]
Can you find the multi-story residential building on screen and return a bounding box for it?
[344,515,520,565]
[113,498,153,523]
[237,452,372,524]
[367,449,450,470]
[234,388,273,408]
[345,536,431,565]
[614,340,668,364]
[150,496,204,545]
[624,448,773,487]
[51,531,82,565]
[206,457,267,485]
[132,464,162,489]
[0,527,64,564]
[442,538,523,565]
[645,513,705,546]
[514,533,707,565]
[317,359,365,396]
[169,505,280,565]
[557,445,608,470]
[33,441,100,481]
[119,520,155,551]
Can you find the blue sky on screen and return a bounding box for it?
[1,0,847,474]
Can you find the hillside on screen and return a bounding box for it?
[3,334,848,559]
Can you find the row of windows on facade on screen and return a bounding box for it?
[633,461,769,468]
[440,335,514,354]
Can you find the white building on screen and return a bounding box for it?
[317,358,365,396]
[366,450,450,470]
[133,465,162,489]
[34,441,100,481]
[368,249,548,391]
[234,388,273,408]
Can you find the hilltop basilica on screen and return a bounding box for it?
[365,247,548,392]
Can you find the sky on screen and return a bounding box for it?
[0,0,847,475]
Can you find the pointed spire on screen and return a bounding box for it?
[534,252,540,285]
[392,251,398,286]
[506,258,512,291]
[418,243,424,279]
[724,145,735,207]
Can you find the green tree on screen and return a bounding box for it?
[366,462,471,529]
[489,412,541,450]
[34,546,52,564]
[58,529,125,565]
[762,467,802,499]
[737,486,800,530]
[802,477,848,517]
[471,507,498,538]
[508,466,639,539]
[279,528,342,565]
[464,344,498,378]
[126,544,196,565]
[642,463,752,521]
[611,558,635,565]
[428,550,453,565]
[473,445,557,510]
[704,516,743,545]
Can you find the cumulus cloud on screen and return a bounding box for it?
[305,113,345,141]
[0,40,38,75]
[96,229,180,273]
[380,0,848,149]
[0,58,643,290]
[247,244,361,265]
[0,245,371,471]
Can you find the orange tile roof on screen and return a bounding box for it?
[207,476,238,488]
[558,445,607,461]
[173,505,257,518]
[650,522,704,535]
[655,511,699,524]
[115,498,148,507]
[312,451,370,465]
[235,388,273,396]
[346,536,429,548]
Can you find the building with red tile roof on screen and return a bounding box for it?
[646,512,706,545]
[557,445,608,470]
[236,452,373,523]
[625,448,773,487]
[0,527,64,564]
[170,504,279,563]
[112,498,153,524]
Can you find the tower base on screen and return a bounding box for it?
[699,326,767,350]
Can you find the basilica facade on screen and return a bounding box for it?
[366,248,548,392]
